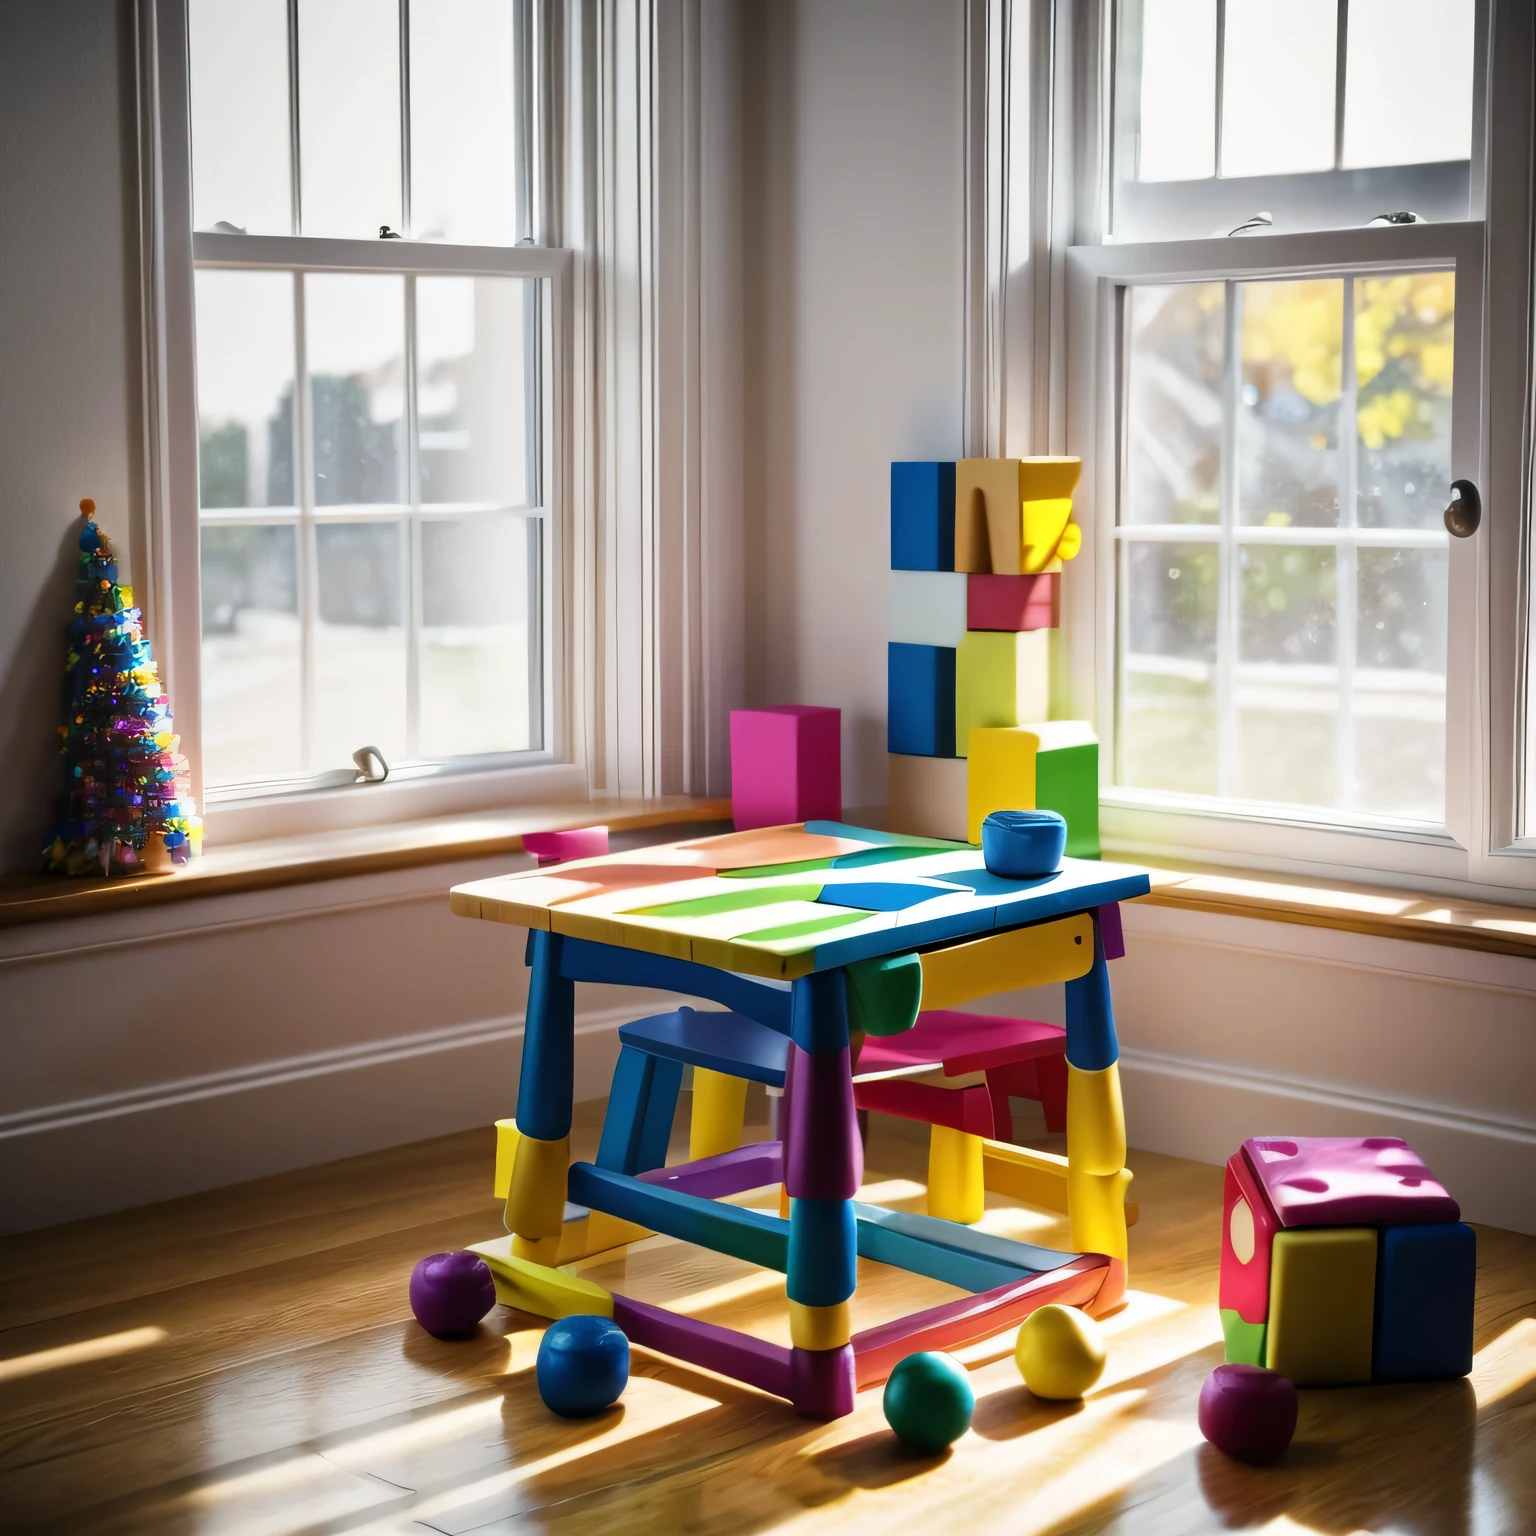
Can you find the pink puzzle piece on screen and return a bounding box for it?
[1241,1136,1460,1229]
[1220,1151,1281,1325]
[728,706,842,831]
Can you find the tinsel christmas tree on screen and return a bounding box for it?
[43,500,201,878]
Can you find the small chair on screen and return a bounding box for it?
[596,1005,1069,1225]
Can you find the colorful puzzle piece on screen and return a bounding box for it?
[891,462,956,571]
[889,643,956,757]
[955,631,1050,757]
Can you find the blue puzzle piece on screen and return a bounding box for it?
[891,462,956,571]
[816,882,952,912]
[1373,1221,1476,1382]
[889,643,956,757]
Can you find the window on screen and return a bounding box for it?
[1113,0,1480,240]
[1061,0,1536,891]
[186,0,556,797]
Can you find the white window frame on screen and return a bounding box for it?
[135,0,588,844]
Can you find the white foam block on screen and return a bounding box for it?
[887,752,970,842]
[888,570,969,648]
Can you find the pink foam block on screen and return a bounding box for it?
[1242,1136,1460,1229]
[1219,1152,1280,1326]
[729,706,842,831]
[967,573,1059,632]
[522,826,610,866]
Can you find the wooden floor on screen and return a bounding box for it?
[2,1114,1534,1536]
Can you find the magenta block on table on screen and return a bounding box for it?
[729,706,842,831]
[523,826,610,866]
[967,573,1058,631]
[785,1043,862,1201]
[1242,1136,1460,1228]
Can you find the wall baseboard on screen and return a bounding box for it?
[1121,1047,1536,1235]
[0,1002,659,1236]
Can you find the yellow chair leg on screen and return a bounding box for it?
[928,1125,985,1224]
[690,1068,749,1161]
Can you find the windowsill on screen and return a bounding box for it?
[1135,859,1536,960]
[0,796,732,930]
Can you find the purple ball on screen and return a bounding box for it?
[409,1251,497,1338]
[1198,1363,1298,1465]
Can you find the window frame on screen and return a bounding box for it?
[137,0,585,844]
[1066,219,1536,896]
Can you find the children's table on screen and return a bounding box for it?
[450,820,1150,1418]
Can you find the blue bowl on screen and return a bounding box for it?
[980,809,1066,879]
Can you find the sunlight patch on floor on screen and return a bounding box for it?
[0,1325,166,1381]
[1471,1317,1536,1408]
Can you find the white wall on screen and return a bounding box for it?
[0,0,145,877]
[742,0,967,811]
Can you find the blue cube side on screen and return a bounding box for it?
[888,643,956,757]
[891,462,956,572]
[1373,1221,1476,1382]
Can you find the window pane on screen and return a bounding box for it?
[312,522,407,767]
[1120,541,1220,794]
[1238,280,1343,528]
[200,525,302,784]
[1236,545,1338,805]
[417,277,530,505]
[1343,0,1474,170]
[306,273,406,505]
[409,0,518,243]
[1135,0,1216,182]
[298,0,401,237]
[419,515,536,757]
[189,0,291,234]
[1221,0,1337,179]
[195,270,296,509]
[1126,283,1224,526]
[1355,547,1447,820]
[1356,274,1455,531]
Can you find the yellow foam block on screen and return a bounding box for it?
[466,1238,615,1321]
[967,721,1098,842]
[1266,1228,1377,1386]
[928,1125,985,1225]
[887,752,970,842]
[1021,497,1081,574]
[955,458,1082,574]
[1068,1165,1133,1263]
[919,912,1094,1009]
[789,1300,853,1350]
[1066,1062,1126,1177]
[955,631,1050,757]
[691,1068,749,1161]
[505,1130,571,1239]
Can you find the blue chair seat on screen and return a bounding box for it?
[619,1007,789,1087]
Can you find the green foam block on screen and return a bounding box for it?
[1221,1308,1267,1367]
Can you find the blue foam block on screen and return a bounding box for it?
[787,1198,859,1306]
[618,1007,789,1086]
[892,461,956,571]
[1373,1221,1476,1382]
[888,643,956,757]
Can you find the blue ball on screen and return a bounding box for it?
[981,809,1066,879]
[535,1314,630,1418]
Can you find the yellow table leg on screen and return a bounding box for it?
[690,1067,748,1160]
[928,1124,985,1224]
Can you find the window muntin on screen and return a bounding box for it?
[188,0,545,796]
[1116,271,1455,825]
[1115,0,1479,239]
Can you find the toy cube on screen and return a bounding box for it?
[729,706,841,830]
[888,570,968,648]
[1218,1135,1473,1387]
[955,458,1082,575]
[887,752,968,841]
[968,572,1059,631]
[889,644,956,757]
[1266,1227,1378,1386]
[892,462,956,571]
[954,631,1049,757]
[967,722,1099,853]
[1373,1222,1476,1382]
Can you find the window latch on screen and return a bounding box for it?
[1228,212,1273,237]
[353,746,390,783]
[1444,480,1481,538]
[379,225,403,239]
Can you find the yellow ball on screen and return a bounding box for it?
[1015,1304,1106,1400]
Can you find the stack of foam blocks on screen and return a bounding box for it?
[1220,1135,1476,1386]
[887,458,1099,851]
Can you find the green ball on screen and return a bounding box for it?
[881,1351,974,1453]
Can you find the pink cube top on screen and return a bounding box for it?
[1241,1136,1459,1229]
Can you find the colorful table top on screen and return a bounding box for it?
[451,820,1151,978]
